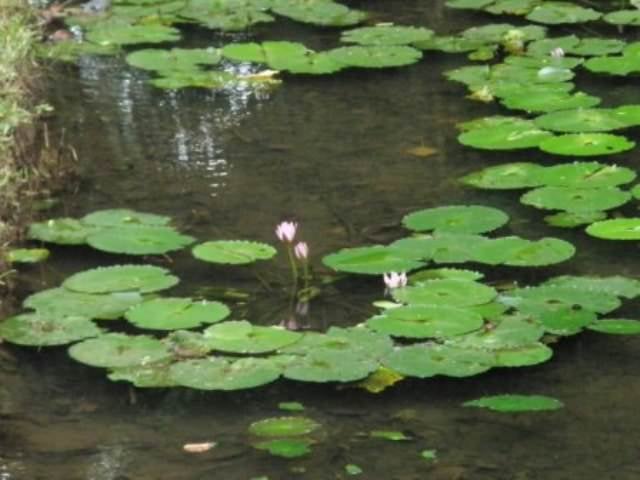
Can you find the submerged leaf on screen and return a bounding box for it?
[463,394,564,412]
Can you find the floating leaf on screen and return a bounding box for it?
[525,2,601,24]
[328,45,423,69]
[28,218,93,245]
[538,307,596,336]
[81,209,171,227]
[63,265,179,294]
[87,226,195,255]
[539,133,635,156]
[341,25,434,46]
[125,298,230,330]
[202,320,302,354]
[254,439,311,458]
[323,245,425,275]
[402,205,509,234]
[178,0,274,31]
[370,430,410,441]
[193,240,276,265]
[544,211,606,228]
[169,357,281,390]
[279,402,305,412]
[0,313,102,346]
[458,122,553,150]
[448,315,544,350]
[520,186,631,212]
[345,464,363,475]
[392,279,497,307]
[421,450,438,461]
[543,275,640,299]
[86,23,181,46]
[535,162,636,188]
[7,248,49,263]
[69,333,173,368]
[461,162,546,190]
[586,218,640,240]
[494,343,553,367]
[534,108,632,133]
[24,287,144,320]
[249,416,321,437]
[463,394,564,412]
[588,318,640,335]
[126,48,221,73]
[501,91,600,113]
[282,350,378,383]
[506,285,621,315]
[108,362,177,388]
[604,9,640,26]
[410,268,484,282]
[270,0,367,27]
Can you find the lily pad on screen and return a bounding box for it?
[282,349,378,383]
[586,218,640,240]
[7,248,50,263]
[494,343,553,367]
[458,122,554,150]
[322,245,425,275]
[0,313,102,346]
[63,264,179,294]
[193,240,276,265]
[178,0,274,31]
[525,2,601,24]
[24,287,144,320]
[545,210,606,228]
[535,162,637,188]
[86,24,181,46]
[537,307,596,336]
[249,416,320,437]
[126,48,221,73]
[539,133,635,156]
[463,394,564,412]
[543,275,640,299]
[202,320,302,354]
[81,209,171,227]
[506,238,575,266]
[328,45,423,69]
[461,162,546,190]
[501,91,600,113]
[68,333,173,368]
[28,218,93,245]
[87,226,195,255]
[534,108,631,133]
[270,0,367,27]
[402,205,509,234]
[520,186,631,212]
[169,357,281,390]
[447,315,544,350]
[341,25,434,46]
[584,55,640,77]
[604,9,640,26]
[587,318,640,335]
[254,439,311,458]
[108,363,177,388]
[505,285,621,315]
[392,279,497,307]
[125,298,230,330]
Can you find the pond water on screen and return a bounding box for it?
[3,1,640,478]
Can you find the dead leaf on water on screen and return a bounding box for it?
[405,145,438,157]
[183,442,217,453]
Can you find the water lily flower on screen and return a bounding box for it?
[383,272,407,289]
[294,241,309,260]
[275,221,297,243]
[550,47,565,58]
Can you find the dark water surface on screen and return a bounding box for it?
[3,1,640,478]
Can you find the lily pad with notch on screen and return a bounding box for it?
[0,313,102,346]
[281,349,379,383]
[544,210,606,228]
[402,205,509,234]
[108,362,178,388]
[125,48,222,73]
[461,162,546,190]
[543,275,640,299]
[202,320,302,354]
[322,245,425,275]
[586,218,640,240]
[494,342,553,367]
[525,2,601,24]
[63,264,179,294]
[87,226,195,255]
[539,133,635,156]
[458,122,554,150]
[534,108,632,133]
[86,23,181,46]
[520,186,631,213]
[328,45,423,69]
[270,0,367,27]
[125,297,230,330]
[28,218,95,245]
[447,314,545,350]
[68,333,173,368]
[501,91,600,113]
[193,240,276,265]
[535,162,637,188]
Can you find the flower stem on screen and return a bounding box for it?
[286,245,299,288]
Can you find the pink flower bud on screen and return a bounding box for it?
[275,221,297,243]
[383,272,407,289]
[294,241,309,260]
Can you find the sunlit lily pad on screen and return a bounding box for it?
[169,357,281,390]
[7,248,50,263]
[458,122,553,150]
[87,226,195,255]
[587,318,640,335]
[125,298,230,330]
[494,343,553,367]
[392,279,497,307]
[366,304,484,339]
[501,91,600,113]
[202,320,302,354]
[68,333,173,368]
[341,25,434,46]
[328,45,423,69]
[461,162,546,190]
[539,134,635,156]
[402,205,509,234]
[534,108,631,133]
[322,245,425,275]
[193,240,276,265]
[461,23,547,44]
[24,287,144,320]
[86,23,181,46]
[409,267,484,283]
[414,35,488,54]
[535,162,636,188]
[249,416,321,437]
[543,275,640,299]
[463,394,564,412]
[270,0,367,26]
[525,2,601,24]
[63,264,179,294]
[126,48,221,73]
[28,218,94,245]
[586,218,640,240]
[0,313,102,346]
[520,186,631,212]
[544,210,606,228]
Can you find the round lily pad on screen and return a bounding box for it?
[470,237,531,265]
[604,9,640,26]
[543,275,640,299]
[81,209,171,227]
[328,45,423,69]
[463,394,564,412]
[108,363,177,388]
[525,2,601,24]
[538,307,596,335]
[544,210,606,228]
[586,218,640,240]
[402,205,509,234]
[68,333,173,368]
[366,304,484,339]
[24,287,144,320]
[322,245,424,275]
[392,279,497,307]
[587,318,640,335]
[169,357,281,390]
[87,226,195,255]
[506,285,621,314]
[192,240,276,265]
[126,48,221,72]
[63,265,179,294]
[447,315,545,350]
[539,133,635,156]
[461,162,546,190]
[340,26,434,46]
[501,91,600,114]
[202,320,302,354]
[86,24,181,46]
[0,313,102,346]
[520,186,631,212]
[584,55,640,77]
[125,298,230,330]
[409,267,484,283]
[536,162,637,188]
[249,416,321,437]
[282,349,379,383]
[253,439,312,458]
[534,108,631,133]
[28,218,93,245]
[494,343,553,367]
[458,123,554,150]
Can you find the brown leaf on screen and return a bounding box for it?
[405,145,438,157]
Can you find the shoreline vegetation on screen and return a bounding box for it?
[0,1,75,303]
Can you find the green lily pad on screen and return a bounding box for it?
[458,122,554,150]
[463,394,564,412]
[249,416,321,437]
[328,45,423,69]
[446,0,493,9]
[537,307,596,336]
[178,0,274,31]
[604,9,640,26]
[370,430,411,441]
[0,313,102,346]
[193,240,276,265]
[461,24,547,44]
[125,298,230,330]
[447,315,545,350]
[470,237,532,265]
[63,264,179,294]
[402,205,509,234]
[586,218,640,240]
[282,350,379,383]
[169,357,281,390]
[24,288,144,320]
[409,267,484,283]
[7,248,50,263]
[28,218,93,245]
[535,162,637,188]
[543,275,640,299]
[68,333,173,368]
[494,343,553,367]
[38,39,120,62]
[150,71,244,89]
[534,108,631,133]
[544,210,607,228]
[501,91,600,113]
[414,35,488,54]
[86,23,181,46]
[270,0,367,26]
[392,279,497,307]
[505,285,621,314]
[108,363,177,388]
[279,402,305,412]
[526,35,580,57]
[126,48,221,73]
[525,2,601,24]
[505,237,576,266]
[392,233,489,264]
[254,438,311,458]
[569,38,627,57]
[87,226,195,255]
[587,318,640,335]
[485,0,539,15]
[322,245,424,275]
[461,162,546,190]
[520,186,631,212]
[539,133,635,156]
[202,320,302,354]
[341,25,434,46]
[584,55,640,76]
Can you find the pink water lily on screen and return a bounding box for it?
[294,241,309,260]
[275,221,298,243]
[383,272,407,289]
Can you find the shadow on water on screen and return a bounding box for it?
[2,0,640,478]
